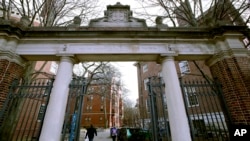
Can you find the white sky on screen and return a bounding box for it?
[111,62,138,104]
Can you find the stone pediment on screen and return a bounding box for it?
[88,2,147,28]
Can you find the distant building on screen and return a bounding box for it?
[81,75,123,128]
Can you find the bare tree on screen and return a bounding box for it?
[1,0,101,26]
[135,0,250,27]
[74,62,126,128]
[123,98,140,127]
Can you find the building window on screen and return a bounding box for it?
[142,64,148,73]
[184,87,199,107]
[158,71,162,77]
[100,105,103,111]
[144,78,149,90]
[50,61,58,74]
[179,61,190,75]
[88,87,94,93]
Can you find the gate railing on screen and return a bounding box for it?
[180,79,229,141]
[147,76,170,141]
[0,78,54,141]
[61,78,87,141]
[0,77,87,141]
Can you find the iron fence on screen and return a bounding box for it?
[146,76,230,141]
[180,79,230,141]
[0,77,87,141]
[0,78,54,141]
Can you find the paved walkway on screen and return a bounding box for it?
[80,129,112,141]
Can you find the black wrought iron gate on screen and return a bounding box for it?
[180,79,230,141]
[61,78,87,141]
[147,77,230,141]
[0,78,54,141]
[0,78,86,141]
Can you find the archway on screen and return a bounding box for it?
[0,2,249,141]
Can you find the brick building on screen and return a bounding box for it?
[81,76,123,128]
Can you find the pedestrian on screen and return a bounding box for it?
[85,124,97,141]
[111,126,118,141]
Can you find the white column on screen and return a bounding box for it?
[40,56,74,141]
[161,57,191,141]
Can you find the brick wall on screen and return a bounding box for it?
[0,60,24,109]
[210,57,250,125]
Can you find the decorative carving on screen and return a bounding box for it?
[88,2,147,28]
[108,10,128,22]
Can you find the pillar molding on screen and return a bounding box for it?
[39,56,74,141]
[0,38,25,66]
[161,56,191,141]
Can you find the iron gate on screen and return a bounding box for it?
[147,76,170,141]
[0,77,87,141]
[0,78,54,141]
[61,78,87,141]
[147,76,230,141]
[180,79,230,141]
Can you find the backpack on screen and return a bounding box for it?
[111,128,117,136]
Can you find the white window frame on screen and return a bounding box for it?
[184,87,199,107]
[142,64,148,73]
[50,61,58,74]
[144,78,149,90]
[179,61,191,75]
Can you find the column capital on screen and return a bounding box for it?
[57,55,78,64]
[157,51,177,63]
[0,38,26,66]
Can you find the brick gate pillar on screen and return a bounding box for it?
[207,32,250,127]
[0,38,25,115]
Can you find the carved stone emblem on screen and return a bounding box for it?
[88,2,147,28]
[108,10,128,22]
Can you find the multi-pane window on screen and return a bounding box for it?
[184,87,199,107]
[86,105,92,111]
[100,105,103,111]
[144,78,149,90]
[87,95,93,102]
[50,61,58,74]
[142,64,148,73]
[179,61,191,75]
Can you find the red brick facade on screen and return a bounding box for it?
[0,60,24,110]
[210,57,250,125]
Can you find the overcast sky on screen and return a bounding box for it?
[111,62,139,104]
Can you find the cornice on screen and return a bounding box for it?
[0,20,248,40]
[206,48,250,66]
[0,51,26,67]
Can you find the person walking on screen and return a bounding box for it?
[85,124,97,141]
[111,126,118,141]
